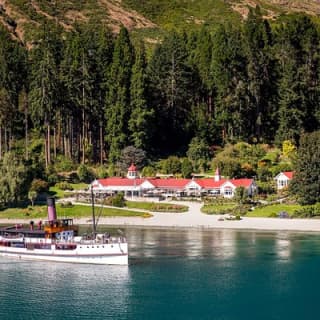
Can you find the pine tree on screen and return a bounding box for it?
[29,32,59,168]
[290,131,320,205]
[147,31,193,154]
[211,24,247,142]
[105,27,134,164]
[275,14,320,144]
[243,6,276,142]
[129,41,154,151]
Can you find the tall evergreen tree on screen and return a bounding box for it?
[105,27,134,163]
[211,24,247,142]
[290,131,320,205]
[275,15,320,143]
[29,30,59,168]
[243,6,276,141]
[147,31,193,155]
[129,41,154,151]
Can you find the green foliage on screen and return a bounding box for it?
[282,140,296,159]
[0,10,320,183]
[96,166,108,179]
[0,152,31,206]
[126,200,188,212]
[117,146,146,173]
[0,204,148,219]
[290,131,320,205]
[53,156,75,172]
[141,165,156,177]
[56,182,74,191]
[181,158,193,178]
[107,192,126,208]
[187,137,210,172]
[234,187,249,204]
[77,164,94,183]
[292,203,320,218]
[256,181,276,196]
[161,156,181,175]
[30,179,49,193]
[28,190,37,206]
[105,27,134,163]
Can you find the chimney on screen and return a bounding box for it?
[47,197,57,221]
[214,167,221,182]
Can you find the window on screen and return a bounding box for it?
[224,187,233,196]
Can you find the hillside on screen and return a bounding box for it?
[0,0,320,46]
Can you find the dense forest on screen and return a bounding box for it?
[0,7,319,205]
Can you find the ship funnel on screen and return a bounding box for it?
[47,197,57,221]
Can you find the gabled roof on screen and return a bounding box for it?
[97,178,145,187]
[274,171,294,180]
[128,163,137,171]
[147,178,190,189]
[93,177,254,190]
[194,178,227,189]
[228,178,253,188]
[283,171,294,179]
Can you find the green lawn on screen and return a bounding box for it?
[201,203,237,215]
[126,201,188,212]
[49,183,88,198]
[245,204,302,218]
[0,204,151,220]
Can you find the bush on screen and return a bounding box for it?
[30,179,49,193]
[56,182,74,191]
[292,204,320,218]
[78,164,94,183]
[54,155,75,172]
[68,172,80,183]
[60,201,74,208]
[106,193,126,207]
[47,173,61,186]
[96,166,108,179]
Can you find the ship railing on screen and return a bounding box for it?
[73,236,127,245]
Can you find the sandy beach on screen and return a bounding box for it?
[1,201,319,232]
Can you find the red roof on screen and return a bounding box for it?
[283,171,294,179]
[148,178,190,189]
[97,178,144,187]
[128,163,137,171]
[94,177,254,189]
[228,178,253,188]
[195,179,226,189]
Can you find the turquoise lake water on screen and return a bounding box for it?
[1,228,320,320]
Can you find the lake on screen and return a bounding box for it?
[1,228,320,320]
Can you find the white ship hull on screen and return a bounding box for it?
[0,241,128,265]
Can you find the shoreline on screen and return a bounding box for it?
[2,215,320,233]
[1,200,319,233]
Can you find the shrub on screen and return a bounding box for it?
[96,166,108,179]
[60,201,74,208]
[54,155,75,172]
[292,204,320,218]
[78,164,94,183]
[106,193,126,207]
[30,179,49,193]
[47,173,60,186]
[56,182,73,191]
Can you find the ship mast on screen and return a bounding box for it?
[91,185,96,236]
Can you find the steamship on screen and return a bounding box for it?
[0,198,128,265]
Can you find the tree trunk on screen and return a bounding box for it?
[0,125,2,160]
[25,100,28,160]
[100,122,104,165]
[47,123,51,165]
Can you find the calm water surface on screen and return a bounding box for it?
[1,228,320,320]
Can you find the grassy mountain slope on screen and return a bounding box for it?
[1,0,320,46]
